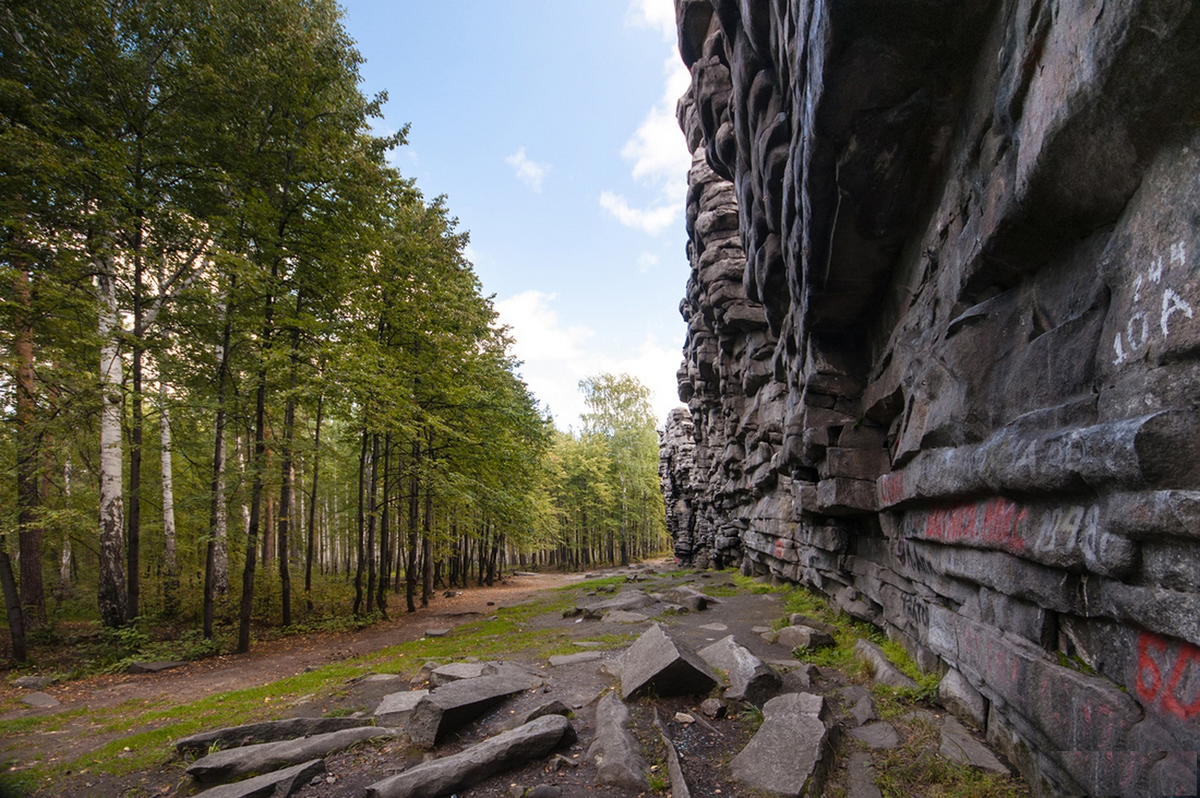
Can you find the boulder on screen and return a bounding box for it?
[407,673,540,748]
[186,727,393,783]
[938,668,987,728]
[777,625,835,651]
[730,693,830,797]
[586,692,648,789]
[127,660,187,674]
[661,585,711,611]
[620,624,718,699]
[698,635,781,705]
[578,590,656,619]
[430,662,486,685]
[364,714,574,798]
[373,689,429,728]
[191,759,324,798]
[176,717,374,757]
[20,692,58,709]
[940,716,1010,775]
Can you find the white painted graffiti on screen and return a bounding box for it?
[1113,239,1195,365]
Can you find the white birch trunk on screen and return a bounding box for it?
[213,417,229,596]
[59,458,73,596]
[97,257,127,627]
[159,385,178,576]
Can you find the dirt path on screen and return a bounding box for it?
[0,572,579,775]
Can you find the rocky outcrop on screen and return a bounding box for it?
[666,1,1200,796]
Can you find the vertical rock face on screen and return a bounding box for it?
[666,1,1200,796]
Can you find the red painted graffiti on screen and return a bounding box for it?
[1136,631,1200,721]
[878,472,905,506]
[920,497,1027,551]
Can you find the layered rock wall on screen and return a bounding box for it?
[666,1,1200,795]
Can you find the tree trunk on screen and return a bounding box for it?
[97,253,128,628]
[205,297,233,639]
[160,384,179,618]
[304,394,323,612]
[366,433,378,614]
[353,429,367,616]
[421,474,433,608]
[376,433,390,617]
[59,458,73,599]
[13,266,45,631]
[406,438,419,613]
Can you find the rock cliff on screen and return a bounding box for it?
[665,1,1200,795]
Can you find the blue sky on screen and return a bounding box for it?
[338,0,692,430]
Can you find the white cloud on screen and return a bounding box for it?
[627,0,677,42]
[496,290,685,430]
[638,252,660,273]
[505,147,550,193]
[600,39,692,235]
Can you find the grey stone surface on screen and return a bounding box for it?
[938,668,987,728]
[620,623,718,699]
[602,610,651,624]
[661,585,710,611]
[586,692,647,789]
[853,640,918,690]
[777,625,835,651]
[548,651,602,667]
[127,660,186,674]
[430,662,486,685]
[186,727,393,783]
[846,753,883,798]
[730,693,830,797]
[407,673,539,748]
[11,676,53,690]
[20,692,58,709]
[697,634,781,705]
[850,722,901,750]
[365,714,574,798]
[373,689,429,728]
[510,699,571,728]
[578,590,655,619]
[190,759,324,798]
[176,717,374,757]
[423,629,450,638]
[940,717,1011,775]
[653,709,691,798]
[851,694,879,727]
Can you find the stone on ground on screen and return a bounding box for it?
[777,625,835,651]
[364,714,574,798]
[586,692,648,789]
[127,660,187,674]
[373,689,429,728]
[851,694,879,726]
[620,623,718,699]
[653,709,691,798]
[20,692,58,709]
[603,610,651,624]
[407,673,540,748]
[579,590,656,619]
[11,676,53,690]
[730,692,830,797]
[940,716,1011,774]
[697,634,781,705]
[661,585,711,611]
[548,651,602,667]
[853,639,918,690]
[938,668,987,727]
[788,614,838,636]
[430,662,486,685]
[176,717,374,757]
[186,727,393,783]
[846,752,883,798]
[423,628,451,638]
[849,721,901,749]
[191,759,324,798]
[508,699,571,729]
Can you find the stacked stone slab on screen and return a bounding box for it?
[666,1,1200,795]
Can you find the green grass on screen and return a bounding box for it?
[873,720,1027,798]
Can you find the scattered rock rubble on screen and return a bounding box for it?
[164,565,1024,798]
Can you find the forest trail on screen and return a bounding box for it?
[0,571,579,777]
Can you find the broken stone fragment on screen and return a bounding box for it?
[731,692,830,797]
[127,660,187,674]
[853,639,918,690]
[407,672,540,748]
[186,727,394,783]
[175,717,374,757]
[777,624,835,651]
[587,691,648,789]
[698,634,781,705]
[850,721,901,749]
[578,590,656,619]
[940,716,1011,774]
[429,662,486,685]
[365,714,574,798]
[190,759,324,798]
[373,689,429,728]
[620,624,719,699]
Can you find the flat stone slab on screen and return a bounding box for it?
[408,673,540,747]
[176,717,375,757]
[423,628,451,638]
[548,652,602,667]
[603,610,651,624]
[700,622,729,632]
[698,635,781,705]
[620,624,718,699]
[579,590,656,619]
[187,727,393,783]
[940,716,1010,774]
[846,752,882,798]
[850,722,901,749]
[374,689,429,727]
[731,693,830,797]
[127,660,187,674]
[20,692,58,709]
[365,714,574,798]
[586,692,647,789]
[853,639,918,690]
[191,758,324,798]
[430,662,487,685]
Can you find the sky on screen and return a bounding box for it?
[337,0,693,431]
